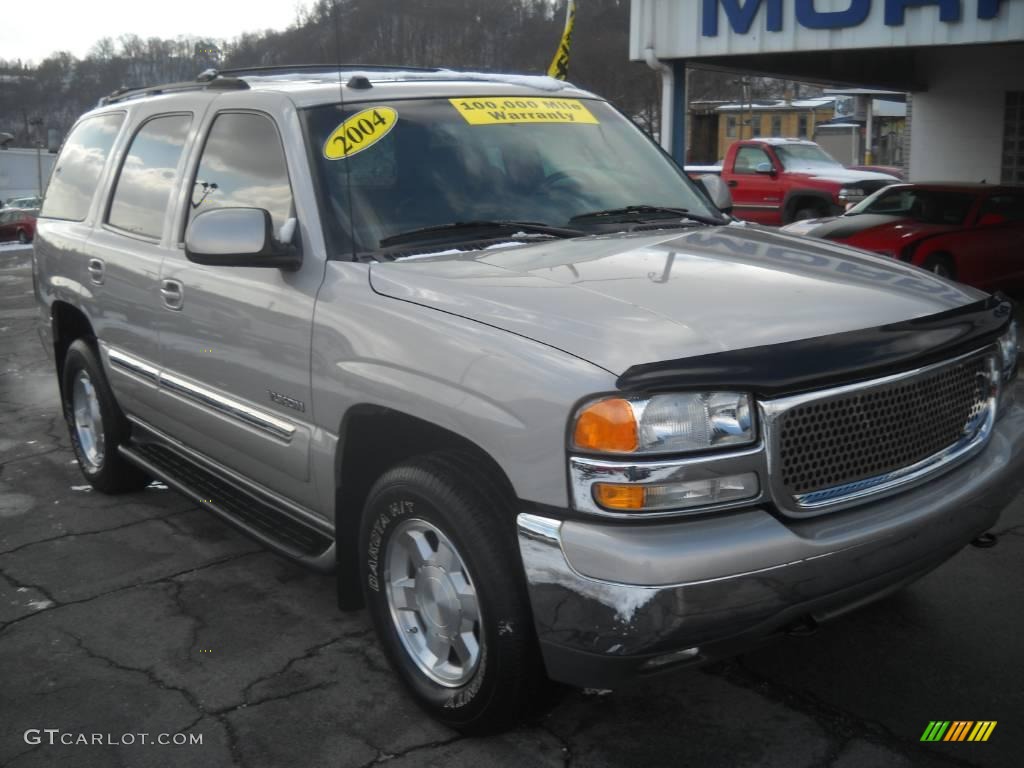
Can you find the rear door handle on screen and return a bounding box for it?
[160,279,184,311]
[87,258,105,285]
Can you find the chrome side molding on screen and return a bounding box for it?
[107,346,296,442]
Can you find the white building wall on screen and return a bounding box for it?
[909,44,1023,182]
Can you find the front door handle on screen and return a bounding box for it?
[727,180,739,188]
[160,279,184,311]
[87,258,105,285]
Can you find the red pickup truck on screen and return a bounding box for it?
[708,139,899,226]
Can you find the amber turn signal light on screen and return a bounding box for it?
[593,483,646,510]
[572,398,638,453]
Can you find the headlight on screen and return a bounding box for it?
[999,319,1019,381]
[572,392,755,455]
[839,186,865,201]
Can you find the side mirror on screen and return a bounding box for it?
[978,212,1007,227]
[699,174,733,215]
[755,161,775,175]
[185,207,301,270]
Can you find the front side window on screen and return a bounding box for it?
[303,97,716,255]
[733,146,771,174]
[107,114,192,239]
[40,112,125,222]
[187,112,294,238]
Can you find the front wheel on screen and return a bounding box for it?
[359,455,545,733]
[61,339,150,493]
[17,229,30,244]
[923,254,956,280]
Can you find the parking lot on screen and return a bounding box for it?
[1,241,1022,768]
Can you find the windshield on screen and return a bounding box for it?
[302,96,717,254]
[849,187,974,225]
[774,144,842,171]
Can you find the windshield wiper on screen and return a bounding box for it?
[569,205,726,226]
[378,220,583,249]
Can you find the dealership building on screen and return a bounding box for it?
[630,0,1024,183]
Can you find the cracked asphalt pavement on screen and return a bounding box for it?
[2,242,1023,767]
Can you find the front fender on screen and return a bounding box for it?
[309,262,616,514]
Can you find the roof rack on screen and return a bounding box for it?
[97,76,248,106]
[207,63,443,79]
[97,64,450,107]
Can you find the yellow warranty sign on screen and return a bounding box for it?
[323,107,398,160]
[449,97,599,125]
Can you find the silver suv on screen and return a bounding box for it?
[33,65,1024,732]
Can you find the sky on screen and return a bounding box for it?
[2,0,311,64]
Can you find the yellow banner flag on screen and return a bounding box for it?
[547,0,576,80]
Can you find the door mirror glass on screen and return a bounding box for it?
[185,207,300,269]
[699,174,733,215]
[978,212,1007,227]
[755,161,774,174]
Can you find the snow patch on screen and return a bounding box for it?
[520,538,658,624]
[27,599,54,611]
[70,485,92,492]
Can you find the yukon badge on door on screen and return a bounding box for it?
[268,389,306,412]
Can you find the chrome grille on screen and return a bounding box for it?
[771,352,996,511]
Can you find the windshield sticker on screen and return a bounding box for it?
[449,97,598,125]
[323,107,398,160]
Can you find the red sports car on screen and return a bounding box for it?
[781,183,1024,296]
[0,207,37,244]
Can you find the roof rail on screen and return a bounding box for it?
[97,76,248,106]
[210,63,443,78]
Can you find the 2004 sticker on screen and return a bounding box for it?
[450,97,599,125]
[323,107,398,160]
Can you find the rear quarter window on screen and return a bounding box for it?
[40,112,125,222]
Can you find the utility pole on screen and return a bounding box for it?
[29,117,44,197]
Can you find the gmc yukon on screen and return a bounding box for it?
[32,66,1023,732]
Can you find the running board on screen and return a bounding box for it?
[120,442,335,571]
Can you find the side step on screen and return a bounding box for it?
[120,441,334,571]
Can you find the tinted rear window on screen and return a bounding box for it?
[40,113,125,221]
[108,114,192,239]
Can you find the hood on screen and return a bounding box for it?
[368,224,984,375]
[787,214,961,244]
[788,167,900,185]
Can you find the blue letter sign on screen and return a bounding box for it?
[702,0,783,36]
[884,0,962,25]
[795,0,872,28]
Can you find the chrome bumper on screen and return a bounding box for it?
[518,403,1024,689]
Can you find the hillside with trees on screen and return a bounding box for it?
[0,0,796,150]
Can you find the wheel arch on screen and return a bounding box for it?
[782,189,837,223]
[333,404,517,609]
[51,300,96,399]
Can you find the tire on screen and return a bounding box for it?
[359,454,545,733]
[923,254,956,280]
[791,204,826,223]
[61,339,150,493]
[17,229,29,244]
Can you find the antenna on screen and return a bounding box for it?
[333,0,359,262]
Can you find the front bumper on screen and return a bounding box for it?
[518,403,1024,689]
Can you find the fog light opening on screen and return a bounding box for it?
[785,616,819,637]
[640,646,701,671]
[971,532,998,549]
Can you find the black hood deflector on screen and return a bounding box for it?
[617,295,1014,397]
